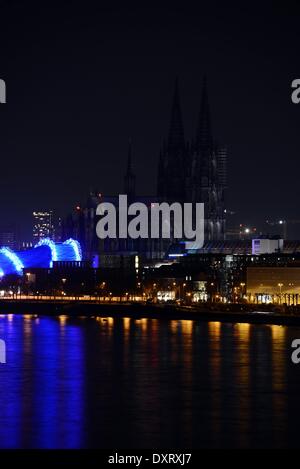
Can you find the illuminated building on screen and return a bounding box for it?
[252,237,283,255]
[0,238,82,277]
[144,241,300,303]
[247,266,300,304]
[33,210,54,242]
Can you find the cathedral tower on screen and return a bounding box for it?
[157,78,187,202]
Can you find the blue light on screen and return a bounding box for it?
[34,238,57,267]
[19,245,52,269]
[0,248,24,275]
[63,239,82,261]
[0,238,82,278]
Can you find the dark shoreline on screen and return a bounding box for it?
[0,299,300,326]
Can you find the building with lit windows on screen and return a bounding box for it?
[33,210,54,242]
[247,266,300,304]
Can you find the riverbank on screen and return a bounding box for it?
[1,299,300,326]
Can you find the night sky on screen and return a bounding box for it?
[0,2,300,238]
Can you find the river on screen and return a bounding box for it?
[0,314,299,448]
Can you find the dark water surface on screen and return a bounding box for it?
[0,314,299,448]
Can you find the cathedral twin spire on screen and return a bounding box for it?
[157,76,213,202]
[122,76,224,202]
[168,77,185,152]
[155,77,187,201]
[167,75,212,153]
[122,77,226,241]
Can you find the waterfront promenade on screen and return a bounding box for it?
[0,296,300,326]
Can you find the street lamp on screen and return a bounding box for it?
[240,282,246,300]
[278,283,283,304]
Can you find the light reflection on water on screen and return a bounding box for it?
[0,314,299,448]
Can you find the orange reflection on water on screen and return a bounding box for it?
[107,317,114,328]
[23,314,33,322]
[122,317,131,367]
[271,325,286,393]
[123,317,131,331]
[59,315,67,326]
[139,318,148,332]
[236,322,250,340]
[270,325,287,443]
[235,323,251,447]
[179,320,193,335]
[95,316,114,334]
[208,321,221,338]
[208,321,222,440]
[271,324,285,341]
[170,320,179,334]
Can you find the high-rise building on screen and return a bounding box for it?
[0,224,17,249]
[33,210,54,242]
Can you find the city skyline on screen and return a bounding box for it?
[0,4,300,239]
[0,69,298,241]
[1,3,300,455]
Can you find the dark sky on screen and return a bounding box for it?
[0,2,300,238]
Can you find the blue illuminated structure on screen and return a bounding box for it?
[35,238,58,263]
[0,238,82,277]
[63,239,82,262]
[0,247,24,275]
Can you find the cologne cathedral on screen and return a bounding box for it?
[157,77,227,241]
[63,77,227,262]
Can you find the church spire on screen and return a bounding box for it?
[168,77,185,151]
[196,75,213,150]
[156,77,187,201]
[124,140,136,198]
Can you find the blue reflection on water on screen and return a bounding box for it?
[0,315,23,447]
[0,315,298,448]
[0,315,84,448]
